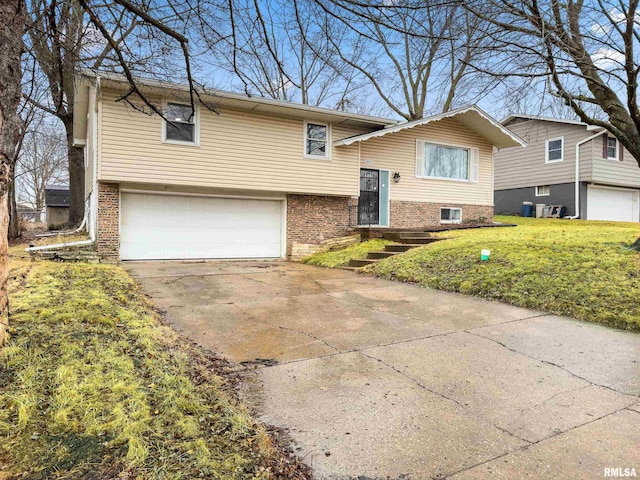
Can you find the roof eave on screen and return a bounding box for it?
[78,70,397,128]
[335,106,526,149]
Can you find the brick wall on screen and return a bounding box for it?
[286,194,355,259]
[97,183,119,260]
[390,201,493,228]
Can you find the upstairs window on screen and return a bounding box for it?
[305,122,329,158]
[164,103,196,144]
[606,136,619,160]
[545,137,564,163]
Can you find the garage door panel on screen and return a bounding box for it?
[587,186,639,222]
[120,193,283,260]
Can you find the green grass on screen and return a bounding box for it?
[303,239,390,268]
[0,259,301,479]
[367,216,640,330]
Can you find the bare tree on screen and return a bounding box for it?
[219,0,366,109]
[308,1,496,120]
[0,0,27,343]
[0,0,204,344]
[16,111,68,210]
[465,0,640,165]
[23,0,188,224]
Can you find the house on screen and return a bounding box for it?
[72,72,524,261]
[44,185,70,228]
[494,114,639,222]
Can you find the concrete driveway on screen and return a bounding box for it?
[126,261,640,479]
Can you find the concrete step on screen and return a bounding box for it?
[397,232,433,239]
[349,258,381,268]
[382,231,432,242]
[367,251,399,260]
[385,244,423,253]
[340,266,361,272]
[395,237,448,245]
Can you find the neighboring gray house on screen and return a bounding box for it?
[45,185,70,228]
[495,115,639,222]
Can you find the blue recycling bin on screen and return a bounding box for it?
[521,202,534,217]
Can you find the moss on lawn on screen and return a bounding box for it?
[367,216,640,330]
[303,239,390,268]
[0,260,304,479]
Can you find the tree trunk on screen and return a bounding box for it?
[8,162,20,239]
[0,0,26,344]
[63,119,85,225]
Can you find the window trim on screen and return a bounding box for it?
[440,207,463,224]
[535,185,550,197]
[545,136,564,163]
[417,140,475,183]
[161,101,200,146]
[606,136,619,161]
[304,121,331,160]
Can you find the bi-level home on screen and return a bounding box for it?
[495,114,639,222]
[72,72,523,261]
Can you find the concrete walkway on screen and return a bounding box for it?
[126,261,640,480]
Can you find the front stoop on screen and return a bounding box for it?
[347,231,449,269]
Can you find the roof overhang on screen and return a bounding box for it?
[334,106,526,149]
[72,76,91,147]
[76,70,398,130]
[502,113,603,132]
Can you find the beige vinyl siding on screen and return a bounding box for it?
[357,118,494,205]
[494,120,594,190]
[591,141,640,187]
[98,91,367,196]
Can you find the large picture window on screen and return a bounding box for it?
[416,140,478,182]
[421,143,470,181]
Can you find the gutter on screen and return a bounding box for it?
[566,130,606,219]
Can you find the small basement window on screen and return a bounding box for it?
[535,185,550,196]
[164,103,196,144]
[440,207,462,224]
[305,122,329,158]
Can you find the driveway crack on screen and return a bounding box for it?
[360,351,532,445]
[443,404,635,478]
[466,330,640,399]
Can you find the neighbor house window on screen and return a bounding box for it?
[535,185,550,196]
[440,207,462,224]
[423,143,470,180]
[305,122,329,158]
[606,136,618,160]
[545,137,564,163]
[164,103,196,144]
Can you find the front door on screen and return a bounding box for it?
[358,169,380,225]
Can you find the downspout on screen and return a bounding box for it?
[566,130,606,219]
[90,76,100,241]
[26,239,94,253]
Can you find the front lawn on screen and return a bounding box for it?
[0,257,306,478]
[368,216,640,330]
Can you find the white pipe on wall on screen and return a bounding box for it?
[566,130,606,219]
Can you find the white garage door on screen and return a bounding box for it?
[120,193,283,260]
[587,186,639,222]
